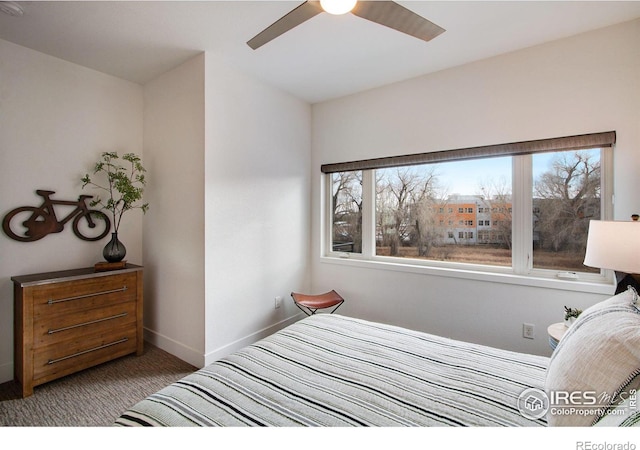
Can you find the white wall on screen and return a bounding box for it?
[142,54,206,367]
[142,53,311,367]
[310,19,640,357]
[204,55,312,363]
[0,39,143,383]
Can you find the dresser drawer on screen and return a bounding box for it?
[33,323,138,381]
[32,272,137,318]
[33,301,138,348]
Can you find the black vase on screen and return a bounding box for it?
[103,232,126,263]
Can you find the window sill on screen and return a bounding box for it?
[320,254,616,295]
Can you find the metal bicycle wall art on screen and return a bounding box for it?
[2,189,111,242]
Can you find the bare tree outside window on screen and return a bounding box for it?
[376,166,438,257]
[532,149,601,272]
[331,171,362,253]
[478,176,513,252]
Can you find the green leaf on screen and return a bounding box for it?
[81,151,149,232]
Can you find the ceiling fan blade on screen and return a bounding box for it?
[351,1,445,43]
[247,1,324,50]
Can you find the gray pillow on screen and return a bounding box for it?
[544,287,640,426]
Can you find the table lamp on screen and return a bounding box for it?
[583,218,640,293]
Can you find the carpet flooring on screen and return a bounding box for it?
[0,343,196,427]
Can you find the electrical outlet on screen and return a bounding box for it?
[274,296,282,309]
[523,323,535,339]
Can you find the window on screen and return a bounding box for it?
[375,157,511,265]
[324,132,615,281]
[330,171,362,253]
[532,149,602,273]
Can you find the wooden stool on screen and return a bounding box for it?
[290,290,345,316]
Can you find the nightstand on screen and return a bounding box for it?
[547,322,567,350]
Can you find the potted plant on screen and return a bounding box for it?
[81,152,149,263]
[563,306,582,327]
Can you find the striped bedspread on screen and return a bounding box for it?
[115,314,549,427]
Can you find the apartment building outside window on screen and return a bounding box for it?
[326,132,615,282]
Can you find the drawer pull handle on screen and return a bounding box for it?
[48,286,127,305]
[48,312,128,334]
[47,338,129,365]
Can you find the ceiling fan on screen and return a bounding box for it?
[247,0,445,50]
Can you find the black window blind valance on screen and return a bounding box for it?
[320,131,616,174]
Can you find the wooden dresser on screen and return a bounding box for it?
[12,264,143,397]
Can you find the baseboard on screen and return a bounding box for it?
[143,328,205,368]
[143,313,304,369]
[204,314,303,366]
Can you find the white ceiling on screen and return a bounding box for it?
[1,1,640,103]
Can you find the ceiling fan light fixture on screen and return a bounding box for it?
[320,0,357,15]
[247,0,445,50]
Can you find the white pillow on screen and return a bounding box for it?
[544,287,640,426]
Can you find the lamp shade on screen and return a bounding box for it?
[583,220,640,274]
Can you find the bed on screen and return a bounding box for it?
[115,314,549,427]
[115,287,640,427]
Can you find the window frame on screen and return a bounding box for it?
[322,133,616,294]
